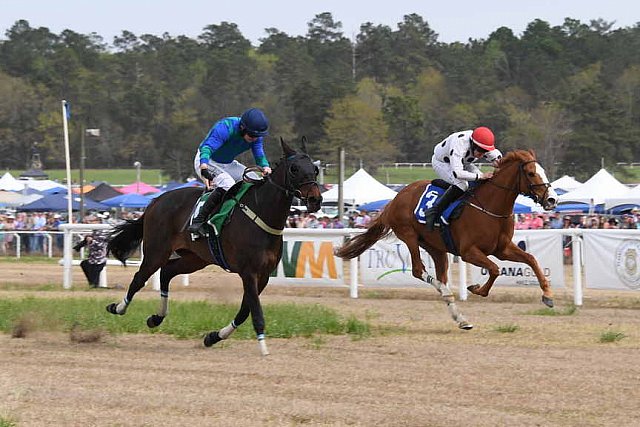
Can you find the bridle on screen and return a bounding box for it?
[468,159,551,218]
[264,153,320,204]
[486,160,551,205]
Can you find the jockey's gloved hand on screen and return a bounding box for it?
[201,168,214,181]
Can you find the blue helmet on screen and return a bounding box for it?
[240,108,269,137]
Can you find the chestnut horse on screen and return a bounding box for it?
[336,150,558,329]
[106,139,322,355]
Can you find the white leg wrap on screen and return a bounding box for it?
[158,296,169,317]
[116,298,129,315]
[257,334,269,356]
[218,322,237,340]
[422,273,471,328]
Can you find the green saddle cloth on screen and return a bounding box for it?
[206,182,253,235]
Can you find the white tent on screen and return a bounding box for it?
[321,168,398,206]
[0,172,24,191]
[558,169,629,205]
[605,184,640,210]
[18,178,66,192]
[551,175,582,192]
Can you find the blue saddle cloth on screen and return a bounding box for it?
[414,181,464,256]
[414,182,464,226]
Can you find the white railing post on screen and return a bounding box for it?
[572,232,583,306]
[458,257,468,301]
[63,228,73,289]
[350,257,358,298]
[12,233,21,258]
[99,267,108,288]
[45,234,53,258]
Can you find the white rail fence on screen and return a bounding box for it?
[5,226,639,306]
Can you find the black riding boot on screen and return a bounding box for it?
[188,187,226,237]
[423,185,465,231]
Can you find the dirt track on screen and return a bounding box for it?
[1,263,640,426]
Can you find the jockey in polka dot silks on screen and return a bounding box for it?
[423,126,503,231]
[188,107,272,237]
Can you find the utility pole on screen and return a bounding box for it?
[338,147,345,225]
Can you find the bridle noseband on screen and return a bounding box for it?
[265,154,320,203]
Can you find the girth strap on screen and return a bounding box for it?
[239,203,284,236]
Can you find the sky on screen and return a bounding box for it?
[1,0,639,45]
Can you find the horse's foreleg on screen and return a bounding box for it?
[495,242,553,307]
[461,248,500,298]
[204,274,270,356]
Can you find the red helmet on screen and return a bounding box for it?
[471,127,495,151]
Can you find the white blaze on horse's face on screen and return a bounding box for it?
[535,163,558,210]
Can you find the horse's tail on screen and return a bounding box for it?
[107,215,145,264]
[335,212,392,259]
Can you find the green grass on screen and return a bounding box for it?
[0,297,370,340]
[0,416,17,427]
[493,323,520,333]
[526,305,578,316]
[6,168,169,186]
[599,330,626,343]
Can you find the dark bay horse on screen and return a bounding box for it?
[106,139,322,355]
[336,150,558,329]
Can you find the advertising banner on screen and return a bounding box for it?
[270,235,345,285]
[468,230,565,288]
[584,230,640,291]
[358,235,440,287]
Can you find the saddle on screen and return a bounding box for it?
[414,180,469,255]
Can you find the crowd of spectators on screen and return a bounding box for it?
[514,211,640,230]
[0,210,141,256]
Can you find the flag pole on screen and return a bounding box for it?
[62,100,73,224]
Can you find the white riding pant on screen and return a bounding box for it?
[432,159,470,191]
[194,150,246,191]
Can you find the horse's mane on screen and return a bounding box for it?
[494,149,536,172]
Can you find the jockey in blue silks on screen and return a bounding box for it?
[188,107,272,237]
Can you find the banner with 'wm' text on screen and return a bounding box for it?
[270,236,344,285]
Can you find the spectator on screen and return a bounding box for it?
[73,218,108,288]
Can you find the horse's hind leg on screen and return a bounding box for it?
[204,273,270,355]
[147,253,209,328]
[495,241,554,307]
[106,249,171,316]
[425,248,473,330]
[394,226,472,330]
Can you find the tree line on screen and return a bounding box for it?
[0,13,639,181]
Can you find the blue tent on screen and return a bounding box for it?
[149,181,204,199]
[357,199,392,212]
[555,203,605,214]
[101,193,152,208]
[18,193,107,212]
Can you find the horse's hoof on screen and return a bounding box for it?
[467,285,481,295]
[146,315,164,328]
[458,321,474,330]
[204,331,222,348]
[542,296,554,308]
[106,303,123,315]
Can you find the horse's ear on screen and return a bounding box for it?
[301,136,308,154]
[280,137,295,156]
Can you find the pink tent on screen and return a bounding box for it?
[119,181,161,195]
